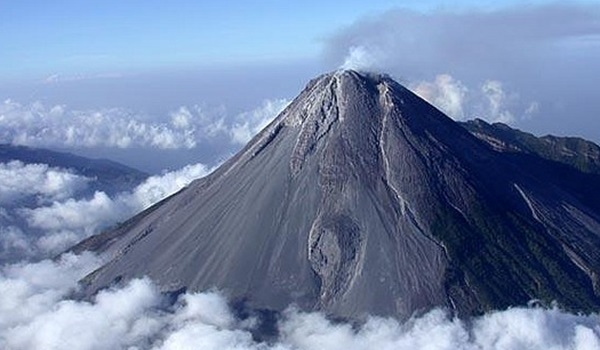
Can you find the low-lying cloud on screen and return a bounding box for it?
[0,161,90,204]
[0,161,211,261]
[0,252,598,350]
[0,98,289,150]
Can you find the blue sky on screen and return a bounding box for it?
[1,1,599,172]
[0,0,568,80]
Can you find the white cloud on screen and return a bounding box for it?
[229,98,290,144]
[43,72,123,84]
[0,98,288,150]
[130,163,211,209]
[5,278,162,350]
[170,106,194,129]
[0,226,35,259]
[0,252,102,330]
[1,255,598,350]
[0,100,198,149]
[0,161,90,204]
[0,161,95,261]
[6,162,211,259]
[28,162,209,252]
[157,291,258,350]
[525,102,540,118]
[23,191,124,234]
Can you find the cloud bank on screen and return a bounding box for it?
[0,161,211,262]
[0,252,598,350]
[0,98,289,150]
[0,161,90,205]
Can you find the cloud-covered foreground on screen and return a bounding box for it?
[0,161,211,261]
[0,98,289,150]
[0,253,598,350]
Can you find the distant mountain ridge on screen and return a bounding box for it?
[74,70,600,321]
[461,119,600,175]
[0,143,149,264]
[0,144,148,194]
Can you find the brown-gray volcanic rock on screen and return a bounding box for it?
[75,70,600,320]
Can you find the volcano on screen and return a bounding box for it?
[74,70,600,320]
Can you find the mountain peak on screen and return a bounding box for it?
[281,69,413,130]
[76,71,600,322]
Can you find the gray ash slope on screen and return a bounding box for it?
[76,70,600,320]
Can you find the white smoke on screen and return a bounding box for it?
[481,80,515,124]
[410,74,537,123]
[0,254,598,350]
[340,46,381,72]
[411,74,468,120]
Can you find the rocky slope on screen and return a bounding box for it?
[461,119,600,174]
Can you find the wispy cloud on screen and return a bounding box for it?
[340,46,382,72]
[43,72,123,84]
[410,74,468,120]
[410,74,531,123]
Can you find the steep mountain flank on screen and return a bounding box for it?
[74,70,600,320]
